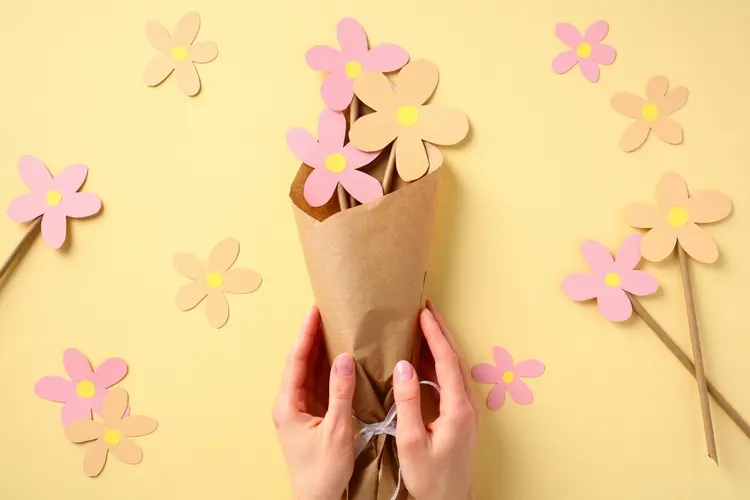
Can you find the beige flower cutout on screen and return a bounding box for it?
[611,76,689,152]
[175,238,262,329]
[143,12,218,96]
[349,59,469,182]
[625,172,732,264]
[65,388,158,478]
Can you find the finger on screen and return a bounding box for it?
[281,307,321,405]
[393,360,428,455]
[324,353,356,432]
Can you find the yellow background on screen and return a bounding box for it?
[1,0,749,499]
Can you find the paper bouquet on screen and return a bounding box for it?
[287,17,469,500]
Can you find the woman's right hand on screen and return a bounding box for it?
[392,303,479,500]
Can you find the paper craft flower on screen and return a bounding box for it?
[625,172,732,264]
[306,17,409,111]
[174,238,262,329]
[287,109,382,206]
[65,388,157,477]
[471,347,545,410]
[143,12,218,97]
[7,156,101,249]
[350,60,469,181]
[34,348,128,426]
[562,234,659,322]
[611,76,689,152]
[551,21,616,83]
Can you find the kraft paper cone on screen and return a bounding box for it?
[291,164,439,500]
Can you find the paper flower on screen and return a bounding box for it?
[287,109,383,206]
[625,172,731,264]
[551,21,616,83]
[562,234,659,322]
[143,12,218,97]
[7,156,101,249]
[174,238,262,329]
[471,347,545,410]
[350,60,469,181]
[306,17,409,111]
[65,388,157,477]
[34,348,128,426]
[611,76,689,152]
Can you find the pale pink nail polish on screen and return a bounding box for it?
[336,354,354,376]
[396,360,414,382]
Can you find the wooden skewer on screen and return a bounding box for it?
[348,96,360,208]
[0,218,41,281]
[381,143,397,194]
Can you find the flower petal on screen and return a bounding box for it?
[656,172,689,207]
[18,155,53,191]
[361,44,409,72]
[339,169,384,205]
[7,192,46,223]
[342,143,380,169]
[61,400,93,426]
[317,108,347,149]
[65,419,104,443]
[82,441,108,477]
[206,290,229,329]
[611,93,647,119]
[221,268,262,294]
[514,360,545,378]
[111,438,144,465]
[93,358,127,389]
[555,23,583,48]
[426,142,444,173]
[640,227,677,263]
[619,121,651,152]
[596,287,633,322]
[61,193,101,218]
[493,346,514,372]
[306,46,344,71]
[591,44,616,65]
[471,363,501,384]
[41,211,67,249]
[102,388,129,424]
[173,11,200,46]
[507,379,534,405]
[414,105,469,146]
[678,223,719,264]
[395,135,428,182]
[174,253,207,280]
[646,75,669,102]
[687,190,732,224]
[584,21,609,43]
[321,73,355,111]
[349,111,398,152]
[561,274,601,301]
[651,117,683,145]
[661,86,689,115]
[286,128,325,169]
[396,60,439,106]
[578,59,600,83]
[303,167,339,207]
[625,203,660,229]
[621,270,659,296]
[175,282,209,311]
[64,348,94,381]
[145,21,172,52]
[486,384,507,410]
[174,61,201,97]
[580,240,614,273]
[615,233,643,271]
[188,41,218,64]
[353,70,396,111]
[120,416,158,437]
[143,54,175,87]
[551,51,579,74]
[35,376,73,403]
[337,17,368,58]
[208,238,239,271]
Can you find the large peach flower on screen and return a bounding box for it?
[625,172,731,263]
[349,60,469,182]
[611,76,688,152]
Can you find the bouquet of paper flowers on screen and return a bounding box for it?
[286,18,469,500]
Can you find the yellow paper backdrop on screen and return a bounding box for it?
[1,0,749,498]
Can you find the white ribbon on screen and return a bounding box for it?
[353,381,441,500]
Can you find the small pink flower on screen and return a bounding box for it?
[287,108,383,207]
[551,20,616,83]
[562,234,659,322]
[306,17,409,111]
[472,347,545,410]
[34,348,129,426]
[7,156,102,249]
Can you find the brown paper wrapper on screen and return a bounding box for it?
[290,160,439,500]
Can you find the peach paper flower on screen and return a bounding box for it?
[551,21,616,83]
[625,172,731,264]
[174,238,262,329]
[472,347,545,410]
[611,76,689,152]
[65,388,157,477]
[143,12,218,96]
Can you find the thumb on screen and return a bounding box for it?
[393,360,427,454]
[325,353,356,432]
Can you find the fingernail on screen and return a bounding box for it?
[336,354,354,376]
[396,360,414,382]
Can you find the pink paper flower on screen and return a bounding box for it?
[471,347,545,410]
[562,234,659,322]
[551,21,616,83]
[34,348,129,426]
[306,17,409,111]
[7,156,102,249]
[287,108,383,207]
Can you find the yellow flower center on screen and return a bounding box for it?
[171,46,188,61]
[325,153,347,173]
[45,190,63,206]
[641,103,660,122]
[668,206,689,227]
[502,371,515,384]
[75,380,96,399]
[576,42,592,58]
[345,61,362,79]
[396,106,419,127]
[103,429,121,446]
[205,272,224,289]
[604,272,622,288]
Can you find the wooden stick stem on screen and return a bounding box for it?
[348,96,360,208]
[0,218,41,281]
[382,143,397,194]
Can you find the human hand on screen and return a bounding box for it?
[272,306,356,500]
[393,302,479,500]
